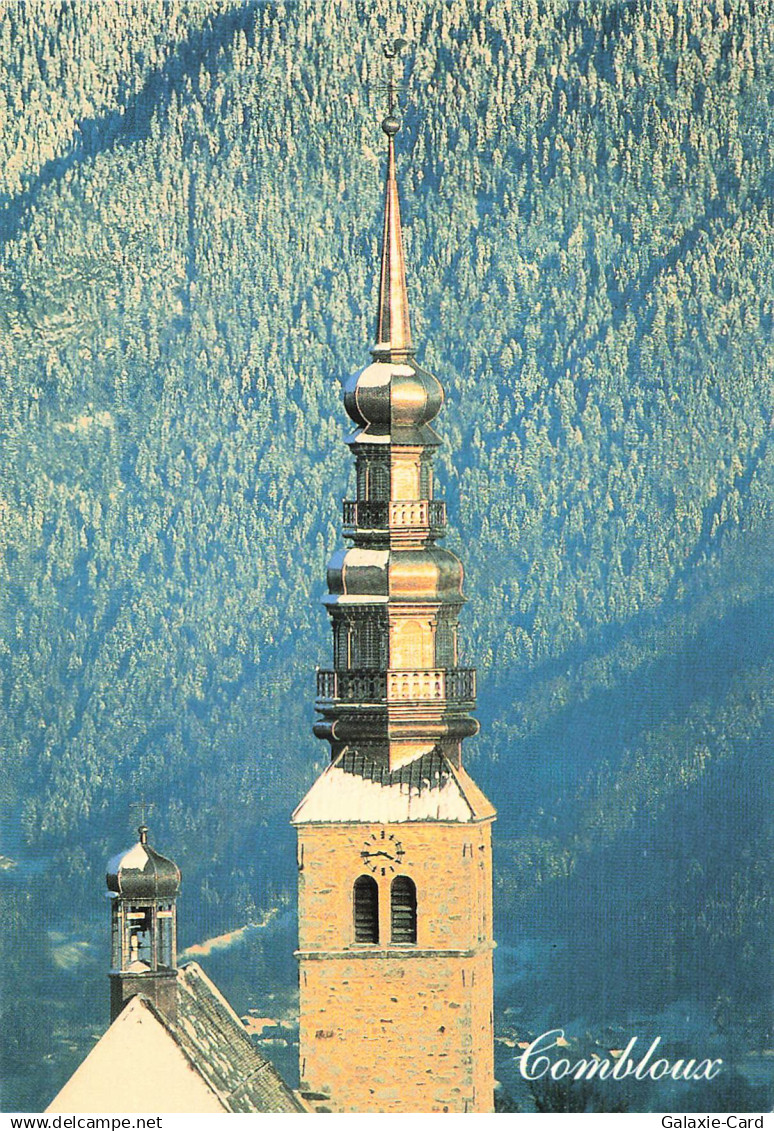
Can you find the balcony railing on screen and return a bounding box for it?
[317,669,385,702]
[316,667,476,704]
[342,499,446,531]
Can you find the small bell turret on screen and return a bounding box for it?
[106,824,181,1023]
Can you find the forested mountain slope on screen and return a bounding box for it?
[0,0,771,1112]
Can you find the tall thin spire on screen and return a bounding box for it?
[373,41,413,359]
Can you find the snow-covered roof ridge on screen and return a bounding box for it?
[292,746,495,825]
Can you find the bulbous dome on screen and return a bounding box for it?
[388,547,464,601]
[106,826,181,900]
[326,547,390,599]
[343,358,443,444]
[325,546,464,604]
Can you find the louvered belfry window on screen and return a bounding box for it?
[391,876,417,944]
[359,618,381,667]
[370,462,389,500]
[334,621,350,668]
[350,614,387,668]
[353,875,379,943]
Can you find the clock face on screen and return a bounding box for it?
[360,830,406,875]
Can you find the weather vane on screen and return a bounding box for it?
[380,37,408,117]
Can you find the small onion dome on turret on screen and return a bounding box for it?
[106,825,181,900]
[324,545,465,605]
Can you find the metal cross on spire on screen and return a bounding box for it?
[129,796,156,841]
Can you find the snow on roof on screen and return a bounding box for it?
[46,995,226,1115]
[106,840,147,874]
[46,964,305,1114]
[322,593,389,604]
[292,747,495,825]
[341,547,390,570]
[172,963,305,1113]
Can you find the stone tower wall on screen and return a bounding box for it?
[296,818,495,1112]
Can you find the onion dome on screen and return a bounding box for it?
[343,359,443,446]
[106,825,181,900]
[387,547,464,601]
[326,548,390,600]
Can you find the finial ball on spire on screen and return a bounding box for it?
[381,114,400,137]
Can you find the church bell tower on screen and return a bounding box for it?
[292,57,495,1114]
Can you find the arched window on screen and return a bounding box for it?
[392,620,434,669]
[391,876,417,944]
[353,875,379,943]
[392,459,419,500]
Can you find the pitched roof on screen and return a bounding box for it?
[292,747,496,825]
[46,963,305,1114]
[171,962,305,1112]
[46,994,228,1114]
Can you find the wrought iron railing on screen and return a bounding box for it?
[343,500,386,527]
[316,669,386,701]
[316,667,475,703]
[427,500,446,526]
[342,499,447,530]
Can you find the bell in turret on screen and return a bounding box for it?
[106,824,181,1023]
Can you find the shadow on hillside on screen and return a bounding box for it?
[0,1,267,247]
